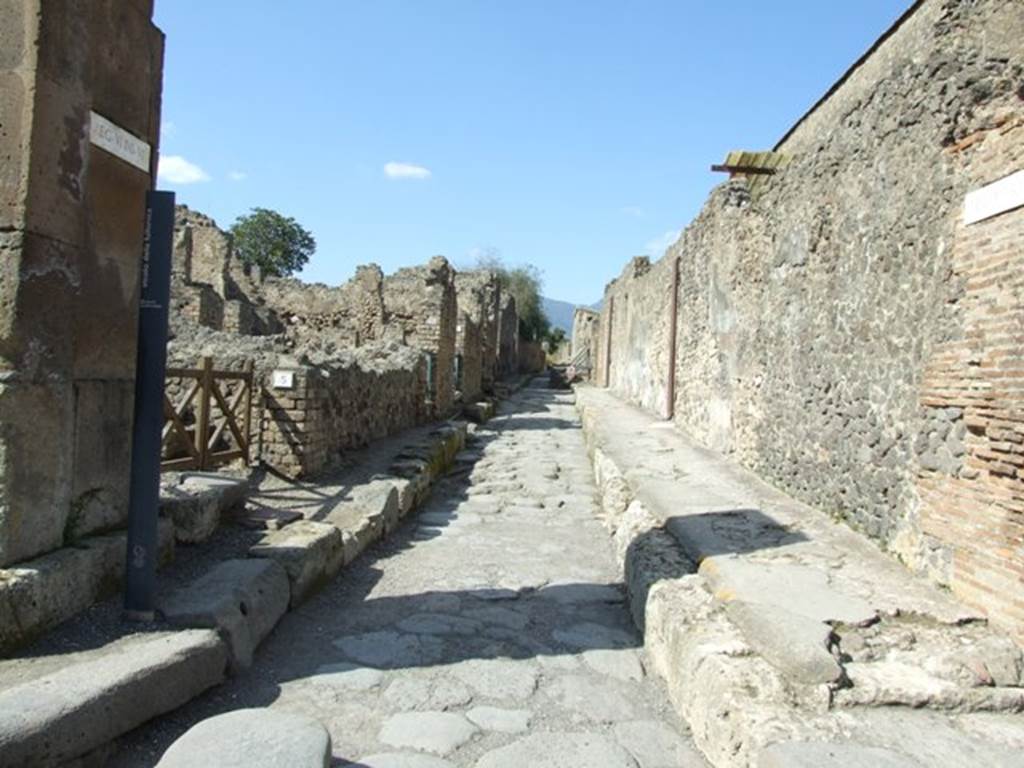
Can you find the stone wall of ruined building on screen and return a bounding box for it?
[571,308,600,376]
[381,257,458,418]
[596,0,1024,639]
[171,206,283,338]
[165,331,427,478]
[518,341,547,374]
[455,271,501,394]
[258,265,386,346]
[497,294,519,377]
[456,313,483,404]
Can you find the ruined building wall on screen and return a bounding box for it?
[455,314,483,403]
[259,265,386,345]
[518,341,546,374]
[382,256,458,417]
[166,331,428,479]
[571,308,600,368]
[260,345,427,477]
[0,0,164,566]
[455,271,500,396]
[497,294,519,377]
[172,206,282,337]
[598,0,1024,640]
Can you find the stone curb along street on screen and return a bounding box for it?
[575,386,1024,767]
[0,405,484,768]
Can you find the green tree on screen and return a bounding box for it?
[475,251,550,342]
[545,326,567,347]
[230,207,316,277]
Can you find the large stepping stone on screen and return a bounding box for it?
[155,708,331,767]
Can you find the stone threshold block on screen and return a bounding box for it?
[0,630,226,768]
[160,472,250,544]
[158,559,289,673]
[0,519,175,654]
[249,521,344,608]
[156,708,332,768]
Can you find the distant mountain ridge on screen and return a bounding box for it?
[541,296,599,333]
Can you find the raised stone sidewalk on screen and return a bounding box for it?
[576,386,1024,767]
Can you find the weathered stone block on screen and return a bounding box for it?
[0,630,226,768]
[0,377,74,566]
[249,520,344,607]
[69,379,134,539]
[0,520,174,652]
[160,472,249,544]
[158,559,289,672]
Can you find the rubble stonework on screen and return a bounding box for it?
[455,313,483,403]
[165,212,507,477]
[571,307,600,375]
[454,271,502,395]
[589,0,1024,642]
[0,0,164,566]
[381,257,458,417]
[497,293,519,377]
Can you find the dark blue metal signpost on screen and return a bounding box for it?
[124,190,175,620]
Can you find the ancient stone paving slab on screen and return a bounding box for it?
[109,382,707,767]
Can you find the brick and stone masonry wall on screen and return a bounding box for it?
[0,0,164,566]
[455,271,501,397]
[571,308,600,372]
[456,313,483,403]
[518,341,546,374]
[260,345,428,477]
[590,0,1024,640]
[498,294,519,377]
[166,336,428,479]
[382,257,458,418]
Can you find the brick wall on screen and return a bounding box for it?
[911,119,1024,643]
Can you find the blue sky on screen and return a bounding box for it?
[154,0,911,305]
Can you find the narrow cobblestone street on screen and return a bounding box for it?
[113,382,708,767]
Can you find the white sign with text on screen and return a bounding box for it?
[964,170,1024,225]
[89,111,151,173]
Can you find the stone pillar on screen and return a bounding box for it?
[0,0,164,565]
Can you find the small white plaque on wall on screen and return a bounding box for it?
[271,370,295,389]
[963,169,1024,225]
[89,111,151,173]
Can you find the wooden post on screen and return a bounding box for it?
[242,360,254,465]
[604,296,614,388]
[197,356,213,470]
[666,257,680,420]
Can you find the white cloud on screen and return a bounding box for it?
[157,155,210,185]
[161,121,177,137]
[645,228,682,258]
[621,206,646,218]
[384,161,431,180]
[228,170,248,182]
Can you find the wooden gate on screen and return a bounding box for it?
[162,357,255,471]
